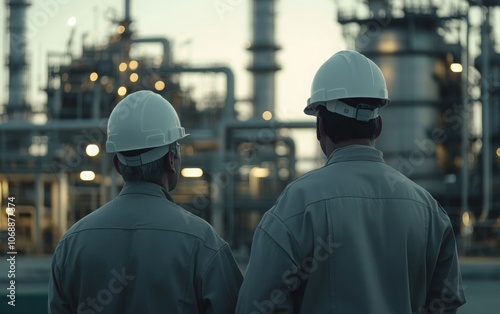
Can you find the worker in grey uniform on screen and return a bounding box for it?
[236,50,466,314]
[49,90,243,313]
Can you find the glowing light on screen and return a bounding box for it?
[129,73,139,83]
[64,83,71,92]
[450,63,463,73]
[6,207,15,216]
[129,60,139,70]
[105,84,114,93]
[67,17,77,27]
[275,142,289,156]
[378,35,399,54]
[462,211,472,226]
[32,113,47,125]
[262,111,273,120]
[29,136,48,156]
[117,86,127,96]
[181,168,204,178]
[117,25,126,34]
[89,72,99,82]
[86,144,100,157]
[250,167,269,178]
[496,147,500,158]
[80,171,95,181]
[278,168,290,180]
[119,62,128,72]
[155,81,165,91]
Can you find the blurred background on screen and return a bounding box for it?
[0,0,499,313]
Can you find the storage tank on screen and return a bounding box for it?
[338,1,463,198]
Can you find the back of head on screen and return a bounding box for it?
[106,90,189,184]
[304,50,390,144]
[106,90,188,155]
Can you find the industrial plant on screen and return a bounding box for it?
[0,0,499,310]
[0,0,315,255]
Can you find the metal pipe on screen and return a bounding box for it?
[51,179,59,238]
[0,120,108,131]
[158,65,236,119]
[460,8,470,214]
[92,83,102,120]
[124,0,131,22]
[35,172,44,253]
[132,37,172,65]
[223,120,315,130]
[0,119,312,140]
[480,5,491,221]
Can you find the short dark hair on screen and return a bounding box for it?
[117,144,180,185]
[317,98,383,144]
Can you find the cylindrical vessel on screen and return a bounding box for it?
[7,0,31,120]
[356,15,455,196]
[247,0,280,118]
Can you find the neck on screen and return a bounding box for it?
[325,138,373,158]
[161,176,170,191]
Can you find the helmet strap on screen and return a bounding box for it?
[116,145,172,166]
[325,100,379,122]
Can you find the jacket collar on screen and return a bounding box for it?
[118,181,175,202]
[326,145,385,165]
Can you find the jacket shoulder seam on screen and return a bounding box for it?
[261,212,303,262]
[59,227,224,252]
[280,196,435,222]
[199,243,231,278]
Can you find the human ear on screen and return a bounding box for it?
[165,151,176,173]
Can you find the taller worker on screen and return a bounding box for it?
[49,90,243,313]
[236,50,466,313]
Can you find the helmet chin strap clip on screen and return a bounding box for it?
[325,100,379,122]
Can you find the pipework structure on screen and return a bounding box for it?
[0,0,305,255]
[337,0,500,255]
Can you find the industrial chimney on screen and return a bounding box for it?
[247,0,280,119]
[6,0,31,120]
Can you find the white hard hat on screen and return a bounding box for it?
[106,90,189,166]
[304,50,390,120]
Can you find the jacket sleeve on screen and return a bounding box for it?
[236,212,302,314]
[48,249,72,314]
[424,215,466,313]
[200,244,243,314]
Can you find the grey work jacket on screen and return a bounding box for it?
[237,145,466,314]
[49,181,242,314]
